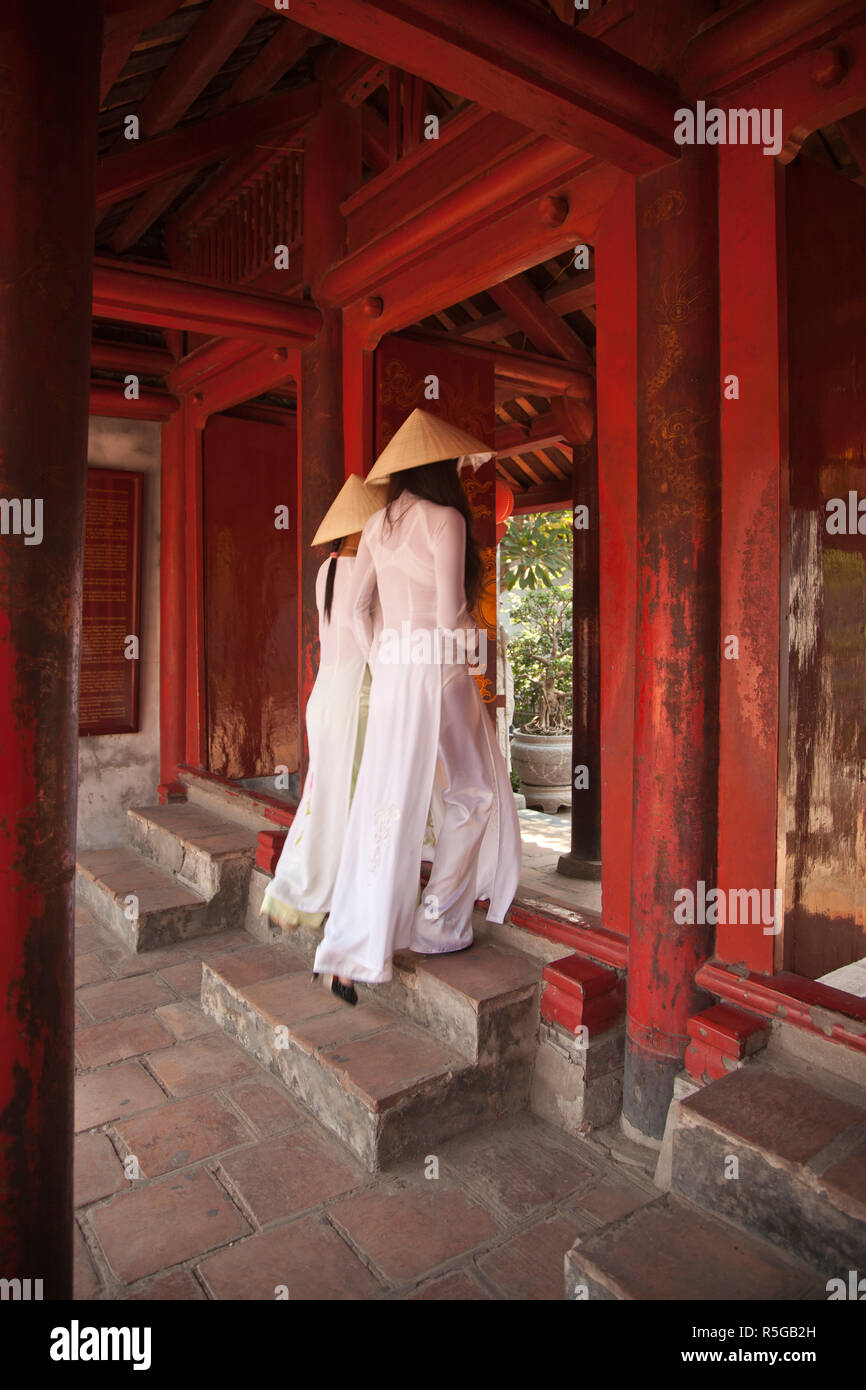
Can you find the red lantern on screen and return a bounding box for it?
[495,480,514,525]
[495,521,508,544]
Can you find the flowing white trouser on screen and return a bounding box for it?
[411,665,494,952]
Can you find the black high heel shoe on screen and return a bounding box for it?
[311,971,358,1006]
[331,977,358,1006]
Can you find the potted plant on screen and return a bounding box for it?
[499,509,573,814]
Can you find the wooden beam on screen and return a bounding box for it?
[92,257,321,343]
[395,329,593,397]
[682,0,865,98]
[246,0,680,172]
[136,0,262,137]
[178,345,298,425]
[326,46,389,105]
[90,380,179,420]
[91,338,176,377]
[363,105,390,173]
[100,0,178,101]
[489,273,594,370]
[96,83,320,208]
[512,480,572,514]
[840,112,866,177]
[111,20,317,251]
[495,412,568,458]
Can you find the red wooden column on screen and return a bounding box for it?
[558,430,601,879]
[595,177,638,943]
[716,143,785,976]
[625,147,721,1143]
[297,74,361,774]
[159,400,191,793]
[0,1,101,1297]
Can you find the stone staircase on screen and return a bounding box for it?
[76,800,265,952]
[565,1046,866,1299]
[201,926,542,1171]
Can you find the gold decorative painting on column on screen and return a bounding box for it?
[374,337,497,707]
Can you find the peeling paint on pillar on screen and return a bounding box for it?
[0,3,101,1296]
[625,147,721,1141]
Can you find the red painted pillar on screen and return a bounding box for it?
[558,431,601,879]
[716,143,785,976]
[0,1,101,1297]
[159,401,189,790]
[595,178,638,942]
[624,147,721,1143]
[297,73,361,774]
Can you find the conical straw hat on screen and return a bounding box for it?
[311,473,388,547]
[366,406,493,482]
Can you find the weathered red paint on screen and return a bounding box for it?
[159,403,189,784]
[0,0,101,1298]
[595,177,637,944]
[696,962,866,1056]
[625,147,721,1141]
[716,144,785,976]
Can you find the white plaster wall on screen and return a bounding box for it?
[76,417,161,850]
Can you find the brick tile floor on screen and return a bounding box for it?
[67,906,709,1301]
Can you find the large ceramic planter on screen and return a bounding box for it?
[510,730,572,813]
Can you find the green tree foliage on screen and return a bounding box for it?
[509,587,573,733]
[499,509,572,591]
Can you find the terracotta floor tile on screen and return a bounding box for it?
[441,1121,596,1219]
[146,1032,257,1097]
[73,1221,101,1299]
[242,972,344,1028]
[75,1012,175,1069]
[204,944,305,990]
[75,1062,168,1133]
[569,1172,660,1226]
[330,1185,498,1283]
[75,952,113,987]
[319,1028,459,1110]
[75,1132,127,1207]
[90,1167,249,1284]
[288,1002,393,1055]
[157,959,204,997]
[418,944,540,1004]
[478,1213,589,1300]
[198,1213,381,1300]
[76,974,174,1021]
[155,1000,219,1041]
[129,1269,207,1301]
[115,1093,254,1177]
[227,1081,304,1138]
[99,944,192,978]
[407,1270,493,1300]
[219,1130,363,1224]
[184,929,254,959]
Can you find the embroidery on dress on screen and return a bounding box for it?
[369,803,401,874]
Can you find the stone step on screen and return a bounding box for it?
[76,848,209,953]
[668,1060,866,1277]
[565,1192,825,1300]
[177,767,284,834]
[253,891,541,1065]
[201,938,536,1171]
[127,802,258,902]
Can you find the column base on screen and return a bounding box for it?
[621,1034,681,1143]
[556,853,601,881]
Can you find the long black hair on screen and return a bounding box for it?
[383,458,482,608]
[322,542,340,622]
